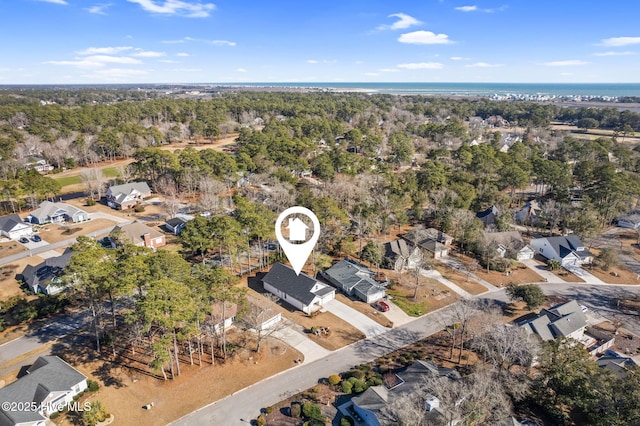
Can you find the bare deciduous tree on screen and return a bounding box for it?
[81,168,105,200]
[240,295,286,352]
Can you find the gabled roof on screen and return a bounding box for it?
[482,230,528,252]
[111,221,164,245]
[522,300,587,340]
[533,236,592,261]
[263,262,333,305]
[0,213,27,233]
[20,248,73,291]
[0,356,86,425]
[322,258,385,295]
[401,229,449,254]
[108,181,151,204]
[476,205,500,225]
[29,200,87,221]
[385,239,412,259]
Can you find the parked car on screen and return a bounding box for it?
[18,237,29,244]
[31,235,41,242]
[373,300,390,312]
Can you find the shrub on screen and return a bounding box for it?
[265,406,274,414]
[328,374,342,386]
[87,380,100,392]
[341,380,353,394]
[85,198,96,206]
[348,369,365,380]
[341,416,355,426]
[302,403,323,420]
[133,204,145,212]
[291,402,302,418]
[255,414,266,426]
[50,412,60,420]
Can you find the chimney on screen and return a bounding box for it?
[143,233,151,247]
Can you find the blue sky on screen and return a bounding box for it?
[2,0,640,84]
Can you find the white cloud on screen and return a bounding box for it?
[131,50,166,57]
[162,37,235,46]
[76,46,133,55]
[455,5,477,12]
[599,37,640,47]
[464,62,503,68]
[354,60,364,65]
[450,56,470,61]
[127,0,216,18]
[158,59,180,63]
[36,0,68,4]
[307,60,319,64]
[364,72,379,76]
[209,40,236,46]
[398,31,453,45]
[177,52,189,57]
[593,51,635,56]
[43,60,104,68]
[236,68,247,73]
[172,68,201,72]
[377,13,421,30]
[84,55,142,64]
[397,62,444,70]
[379,68,400,72]
[86,3,112,14]
[542,60,589,66]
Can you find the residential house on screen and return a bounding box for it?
[476,205,500,228]
[106,181,151,210]
[529,235,593,266]
[515,200,543,226]
[0,213,33,240]
[401,228,450,259]
[0,355,87,425]
[383,239,422,271]
[347,359,461,426]
[519,300,588,342]
[165,214,194,235]
[110,221,166,250]
[597,354,638,379]
[18,248,73,295]
[25,156,54,173]
[27,201,89,225]
[262,262,335,315]
[247,295,283,331]
[321,258,386,303]
[617,213,640,229]
[209,301,238,333]
[481,231,534,261]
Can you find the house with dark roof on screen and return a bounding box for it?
[476,205,500,228]
[345,360,461,426]
[401,228,450,259]
[110,221,166,250]
[321,258,386,303]
[529,235,593,266]
[106,181,151,210]
[0,356,87,425]
[518,300,588,342]
[27,201,89,225]
[617,212,640,229]
[165,214,194,235]
[383,239,422,271]
[0,213,32,240]
[515,200,543,225]
[18,248,73,295]
[481,230,534,261]
[262,263,335,314]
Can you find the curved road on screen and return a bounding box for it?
[170,282,640,426]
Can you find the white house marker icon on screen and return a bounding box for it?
[286,218,309,242]
[275,206,320,275]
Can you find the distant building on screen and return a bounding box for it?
[106,181,151,210]
[401,227,451,259]
[110,221,166,250]
[27,200,89,225]
[383,239,422,271]
[321,258,386,303]
[25,156,54,173]
[18,248,73,295]
[165,214,194,235]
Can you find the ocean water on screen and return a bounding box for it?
[223,82,640,98]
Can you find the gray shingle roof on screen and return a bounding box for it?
[111,221,164,245]
[0,356,86,425]
[108,181,151,205]
[0,214,26,233]
[263,263,332,305]
[29,201,87,223]
[522,300,587,340]
[20,248,73,293]
[322,258,385,296]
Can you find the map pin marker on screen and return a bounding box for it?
[275,206,320,276]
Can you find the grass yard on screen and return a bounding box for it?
[280,309,365,351]
[387,273,458,317]
[102,166,121,178]
[432,264,488,295]
[53,175,82,187]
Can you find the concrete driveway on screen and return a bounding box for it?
[323,299,389,338]
[521,258,565,283]
[564,265,605,285]
[271,319,330,364]
[383,300,414,327]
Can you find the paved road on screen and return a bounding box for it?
[171,282,640,425]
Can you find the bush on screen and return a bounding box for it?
[265,406,274,414]
[85,198,96,206]
[348,369,365,380]
[50,412,60,420]
[328,374,342,386]
[291,402,302,418]
[302,403,323,420]
[87,380,100,392]
[341,380,353,394]
[255,414,266,426]
[133,204,145,213]
[341,416,355,426]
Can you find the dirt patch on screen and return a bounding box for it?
[386,268,458,317]
[37,219,117,243]
[0,240,26,258]
[585,264,640,284]
[334,294,393,328]
[432,264,488,295]
[474,262,546,287]
[280,308,364,351]
[0,259,39,301]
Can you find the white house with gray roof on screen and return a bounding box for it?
[18,248,73,295]
[0,356,87,425]
[529,235,593,266]
[106,181,151,210]
[0,213,33,240]
[262,263,335,314]
[27,200,89,225]
[321,257,386,303]
[518,300,588,342]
